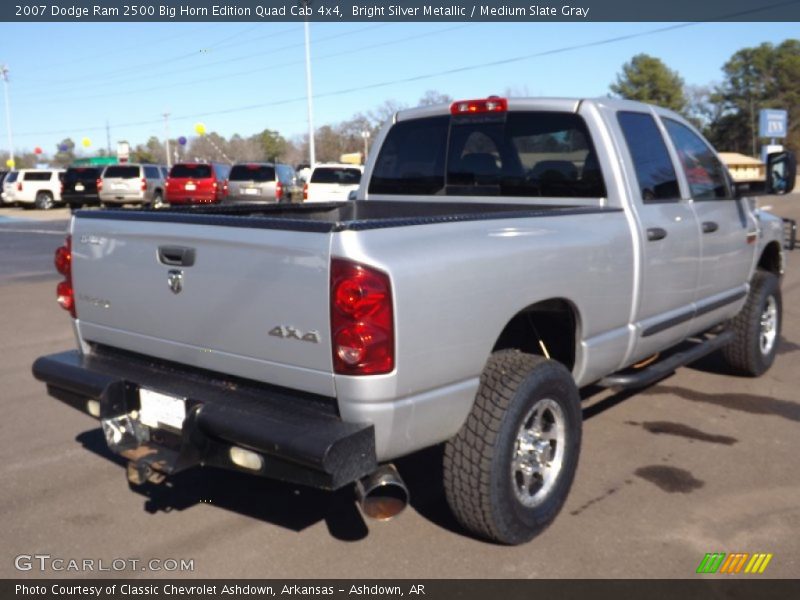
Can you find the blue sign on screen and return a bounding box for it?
[759,109,787,138]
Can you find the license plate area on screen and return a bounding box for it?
[138,388,186,432]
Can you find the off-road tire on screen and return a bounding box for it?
[722,269,782,376]
[443,350,582,545]
[34,191,54,210]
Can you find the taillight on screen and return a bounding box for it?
[275,180,283,201]
[450,96,508,115]
[223,179,228,194]
[60,182,64,195]
[17,182,22,191]
[141,177,147,191]
[303,182,308,201]
[96,178,103,192]
[330,259,394,375]
[54,236,76,318]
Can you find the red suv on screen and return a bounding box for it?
[165,162,231,205]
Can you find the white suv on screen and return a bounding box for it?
[303,164,363,203]
[12,169,65,210]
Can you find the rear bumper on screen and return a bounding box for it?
[62,192,100,206]
[32,349,377,490]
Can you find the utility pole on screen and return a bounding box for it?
[163,112,171,168]
[361,130,370,164]
[303,9,315,166]
[1,64,15,166]
[106,120,111,156]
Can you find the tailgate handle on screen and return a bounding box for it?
[158,246,196,267]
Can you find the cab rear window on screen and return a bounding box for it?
[369,112,606,198]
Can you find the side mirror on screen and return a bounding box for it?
[347,190,358,201]
[766,151,796,195]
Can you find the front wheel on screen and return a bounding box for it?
[722,269,782,376]
[443,350,582,545]
[34,191,54,210]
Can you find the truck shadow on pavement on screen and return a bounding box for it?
[72,337,798,544]
[75,428,370,542]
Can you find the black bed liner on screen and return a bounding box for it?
[76,200,621,233]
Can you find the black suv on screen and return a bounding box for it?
[62,166,104,210]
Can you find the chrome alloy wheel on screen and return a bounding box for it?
[511,398,566,507]
[759,295,778,355]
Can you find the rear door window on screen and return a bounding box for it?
[663,119,732,200]
[5,172,17,183]
[104,166,140,179]
[617,111,680,203]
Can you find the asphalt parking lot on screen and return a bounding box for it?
[0,198,798,579]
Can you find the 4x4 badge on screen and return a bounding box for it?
[167,270,183,294]
[269,326,320,343]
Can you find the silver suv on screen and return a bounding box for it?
[225,162,300,203]
[99,164,167,208]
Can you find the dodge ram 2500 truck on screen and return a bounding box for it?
[33,97,796,545]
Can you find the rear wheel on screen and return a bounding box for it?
[443,350,582,545]
[34,191,54,210]
[150,192,165,209]
[722,269,782,376]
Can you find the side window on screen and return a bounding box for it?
[663,119,731,200]
[144,166,158,178]
[24,171,52,182]
[617,112,680,203]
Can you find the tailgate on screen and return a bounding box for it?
[70,216,335,396]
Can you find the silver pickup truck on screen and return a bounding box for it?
[34,97,797,545]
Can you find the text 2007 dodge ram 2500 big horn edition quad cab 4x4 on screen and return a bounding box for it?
[34,98,797,544]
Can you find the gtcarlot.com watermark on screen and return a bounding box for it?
[14,554,194,573]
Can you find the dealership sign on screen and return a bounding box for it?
[759,109,788,138]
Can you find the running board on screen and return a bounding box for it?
[599,331,734,390]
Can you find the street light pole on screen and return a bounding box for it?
[163,112,172,168]
[303,15,316,166]
[1,65,15,167]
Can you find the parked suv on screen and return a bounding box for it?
[165,162,231,205]
[62,166,104,210]
[99,164,167,208]
[0,170,9,204]
[304,163,363,202]
[1,171,17,205]
[226,162,300,203]
[11,168,64,210]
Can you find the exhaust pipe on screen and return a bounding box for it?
[355,464,409,521]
